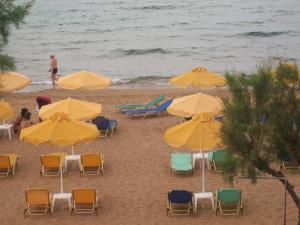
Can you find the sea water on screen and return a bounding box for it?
[5,0,300,91]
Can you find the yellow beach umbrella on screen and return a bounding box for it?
[0,101,14,120]
[20,112,99,147]
[0,72,31,92]
[39,97,102,121]
[20,112,100,193]
[165,113,222,150]
[167,92,223,117]
[57,70,112,90]
[170,67,225,88]
[164,113,222,192]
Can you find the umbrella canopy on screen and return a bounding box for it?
[20,112,99,146]
[164,113,222,151]
[57,70,112,90]
[167,92,223,117]
[39,97,102,121]
[0,72,31,92]
[0,101,14,120]
[169,67,225,88]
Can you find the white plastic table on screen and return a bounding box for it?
[64,155,81,171]
[51,192,72,213]
[193,192,214,212]
[192,152,209,169]
[0,124,13,139]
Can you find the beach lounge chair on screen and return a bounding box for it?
[123,99,173,117]
[0,154,18,177]
[80,153,104,175]
[40,152,68,176]
[24,188,51,216]
[216,188,243,216]
[211,149,229,172]
[72,188,98,214]
[280,154,300,173]
[171,152,193,174]
[92,116,119,137]
[167,190,193,216]
[114,95,165,110]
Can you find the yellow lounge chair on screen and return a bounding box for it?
[24,188,51,217]
[72,188,98,214]
[40,152,68,176]
[0,154,18,177]
[80,153,104,176]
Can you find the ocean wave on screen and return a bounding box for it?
[31,80,52,85]
[239,31,290,37]
[112,75,171,85]
[122,5,176,10]
[113,48,171,56]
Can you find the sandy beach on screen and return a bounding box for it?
[0,87,298,225]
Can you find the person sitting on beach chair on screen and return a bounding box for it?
[92,116,119,137]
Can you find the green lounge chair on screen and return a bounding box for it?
[216,188,243,216]
[171,152,193,174]
[211,149,228,172]
[114,95,165,110]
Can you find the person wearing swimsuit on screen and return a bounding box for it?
[49,54,58,88]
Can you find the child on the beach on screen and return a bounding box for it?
[12,108,28,134]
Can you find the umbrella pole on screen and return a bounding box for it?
[72,145,74,155]
[60,167,63,193]
[201,151,205,193]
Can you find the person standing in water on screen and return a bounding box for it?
[49,54,58,88]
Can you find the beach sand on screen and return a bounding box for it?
[0,88,298,225]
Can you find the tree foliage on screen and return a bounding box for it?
[221,62,300,222]
[0,0,33,71]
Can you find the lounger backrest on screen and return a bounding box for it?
[144,95,165,108]
[25,189,50,205]
[153,99,173,112]
[81,154,101,167]
[72,188,96,204]
[172,152,192,165]
[212,150,228,164]
[168,190,192,203]
[40,155,60,168]
[217,188,241,204]
[0,155,11,168]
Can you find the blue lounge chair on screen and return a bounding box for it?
[123,99,173,117]
[167,190,193,216]
[280,154,300,173]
